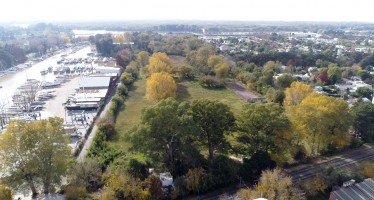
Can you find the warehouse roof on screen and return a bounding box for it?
[330,178,374,200]
[80,76,111,89]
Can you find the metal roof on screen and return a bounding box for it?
[79,76,111,89]
[332,178,374,200]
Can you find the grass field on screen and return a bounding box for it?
[113,76,247,150]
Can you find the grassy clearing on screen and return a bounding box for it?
[113,77,247,150]
[176,80,246,115]
[112,78,154,150]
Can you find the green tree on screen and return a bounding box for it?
[130,98,195,170]
[352,103,374,142]
[237,103,291,155]
[136,51,149,68]
[0,118,70,197]
[355,87,372,99]
[275,74,296,88]
[190,100,235,170]
[68,159,103,192]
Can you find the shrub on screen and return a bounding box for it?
[64,186,88,200]
[120,72,135,87]
[116,84,129,97]
[198,76,224,89]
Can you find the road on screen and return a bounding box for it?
[286,144,374,181]
[77,82,117,161]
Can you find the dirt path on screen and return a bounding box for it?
[226,81,258,101]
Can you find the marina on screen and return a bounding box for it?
[0,44,119,153]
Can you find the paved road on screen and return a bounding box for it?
[226,81,258,101]
[77,83,117,161]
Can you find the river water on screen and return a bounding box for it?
[0,46,91,108]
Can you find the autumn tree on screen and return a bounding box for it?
[186,167,205,194]
[214,62,229,79]
[146,72,177,101]
[116,48,132,67]
[238,168,306,200]
[284,82,314,107]
[190,100,235,170]
[0,184,12,200]
[130,99,196,170]
[318,69,329,85]
[289,93,352,155]
[146,52,174,74]
[0,118,70,197]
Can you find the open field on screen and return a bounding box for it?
[113,77,247,150]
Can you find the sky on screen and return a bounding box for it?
[1,0,374,23]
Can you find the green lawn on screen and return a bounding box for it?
[113,77,247,150]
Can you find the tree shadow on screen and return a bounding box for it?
[176,83,191,101]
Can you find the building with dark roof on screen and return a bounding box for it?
[329,178,374,200]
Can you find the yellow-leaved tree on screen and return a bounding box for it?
[289,93,352,155]
[146,72,177,101]
[146,52,173,74]
[284,82,314,108]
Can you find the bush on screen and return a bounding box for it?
[198,76,224,89]
[116,84,129,97]
[64,186,88,200]
[98,118,116,140]
[120,72,135,87]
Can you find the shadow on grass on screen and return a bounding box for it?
[176,83,191,101]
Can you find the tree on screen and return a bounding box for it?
[317,69,329,85]
[358,70,371,81]
[275,74,296,89]
[0,184,12,200]
[116,49,132,67]
[214,62,229,79]
[355,87,373,99]
[289,93,352,155]
[284,82,313,107]
[0,118,70,197]
[186,167,205,194]
[146,72,177,101]
[237,103,291,155]
[146,52,173,74]
[352,103,374,142]
[328,66,342,84]
[238,168,306,200]
[120,72,135,87]
[266,88,285,105]
[68,159,103,192]
[130,99,195,170]
[190,100,235,170]
[136,51,149,68]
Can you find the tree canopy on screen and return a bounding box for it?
[146,72,177,101]
[0,118,70,197]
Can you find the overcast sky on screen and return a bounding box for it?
[1,0,373,23]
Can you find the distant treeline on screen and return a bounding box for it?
[0,45,27,70]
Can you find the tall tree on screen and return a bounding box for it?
[289,93,352,155]
[237,103,291,156]
[351,103,374,142]
[116,48,132,67]
[190,100,235,170]
[146,52,173,74]
[130,99,195,170]
[0,118,70,197]
[146,72,177,101]
[284,82,313,107]
[136,51,149,68]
